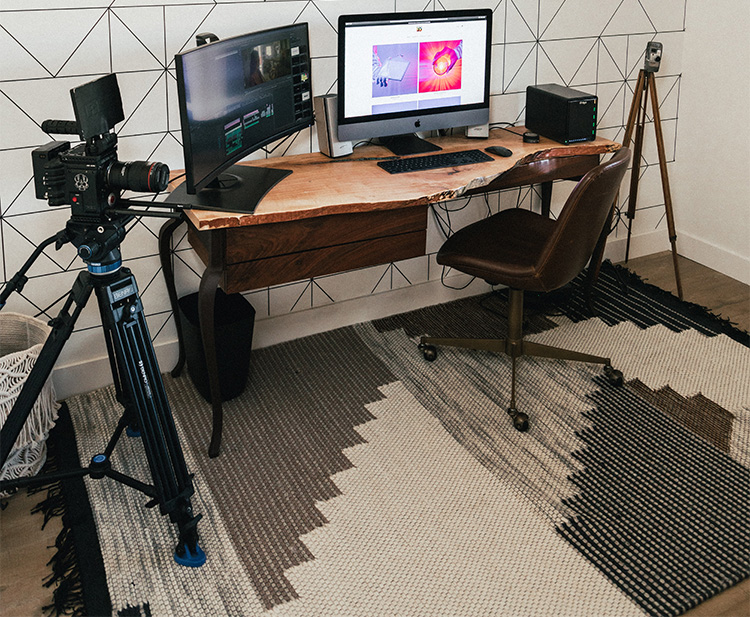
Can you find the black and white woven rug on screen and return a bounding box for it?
[35,262,749,616]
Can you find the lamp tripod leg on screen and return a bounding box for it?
[648,76,684,299]
[625,72,649,263]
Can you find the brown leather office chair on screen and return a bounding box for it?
[419,147,631,431]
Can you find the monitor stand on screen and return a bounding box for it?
[167,165,292,214]
[378,134,442,156]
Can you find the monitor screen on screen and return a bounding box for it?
[174,23,313,211]
[337,10,492,155]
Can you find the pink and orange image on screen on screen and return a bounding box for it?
[419,40,462,93]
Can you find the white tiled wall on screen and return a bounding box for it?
[0,0,688,395]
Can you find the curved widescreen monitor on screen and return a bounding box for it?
[173,23,313,213]
[337,10,492,155]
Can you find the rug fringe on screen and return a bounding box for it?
[29,404,88,617]
[30,479,65,529]
[609,262,750,346]
[42,522,86,617]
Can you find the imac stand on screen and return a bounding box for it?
[378,134,442,156]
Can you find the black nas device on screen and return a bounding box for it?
[525,84,597,145]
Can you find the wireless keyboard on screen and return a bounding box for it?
[377,149,494,174]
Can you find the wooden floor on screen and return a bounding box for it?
[1,252,748,617]
[624,252,749,334]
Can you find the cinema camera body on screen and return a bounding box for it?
[31,73,171,264]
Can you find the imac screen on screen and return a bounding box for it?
[337,10,491,154]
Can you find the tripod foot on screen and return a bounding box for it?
[125,426,141,438]
[174,542,206,568]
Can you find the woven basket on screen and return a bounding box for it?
[0,313,60,496]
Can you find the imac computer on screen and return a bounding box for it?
[337,10,492,155]
[173,23,313,213]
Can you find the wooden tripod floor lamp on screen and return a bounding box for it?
[622,41,683,299]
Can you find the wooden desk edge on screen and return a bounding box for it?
[173,133,621,232]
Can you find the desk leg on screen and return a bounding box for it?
[198,263,224,458]
[159,216,186,377]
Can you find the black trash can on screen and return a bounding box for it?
[178,289,255,403]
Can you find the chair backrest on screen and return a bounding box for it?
[535,147,631,290]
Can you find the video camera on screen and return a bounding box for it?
[32,74,169,221]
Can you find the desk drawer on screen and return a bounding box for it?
[224,229,426,292]
[225,208,427,264]
[188,206,428,293]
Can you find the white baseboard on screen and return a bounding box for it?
[51,276,489,400]
[605,230,749,284]
[602,230,672,264]
[677,232,750,285]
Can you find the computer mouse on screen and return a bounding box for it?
[485,145,513,157]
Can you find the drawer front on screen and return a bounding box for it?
[223,229,426,293]
[224,207,427,264]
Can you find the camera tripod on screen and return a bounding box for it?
[0,214,206,568]
[622,67,683,299]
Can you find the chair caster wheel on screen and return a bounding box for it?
[604,365,624,387]
[419,343,437,362]
[508,408,529,432]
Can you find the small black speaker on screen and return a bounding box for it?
[525,84,597,145]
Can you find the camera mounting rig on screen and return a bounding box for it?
[0,74,205,568]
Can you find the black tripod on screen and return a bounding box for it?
[0,214,206,567]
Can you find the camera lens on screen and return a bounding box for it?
[107,160,170,193]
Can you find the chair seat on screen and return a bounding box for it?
[437,208,558,292]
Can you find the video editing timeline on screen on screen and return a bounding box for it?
[171,23,314,213]
[223,35,312,159]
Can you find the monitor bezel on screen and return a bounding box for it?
[174,22,314,195]
[336,9,493,143]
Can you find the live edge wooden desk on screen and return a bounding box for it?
[159,127,620,457]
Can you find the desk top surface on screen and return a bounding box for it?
[177,127,620,232]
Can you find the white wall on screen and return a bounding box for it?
[3,0,735,399]
[672,1,750,283]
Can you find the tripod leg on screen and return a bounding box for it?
[0,273,92,468]
[625,72,649,262]
[648,76,684,299]
[98,302,143,439]
[623,70,646,148]
[95,268,205,566]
